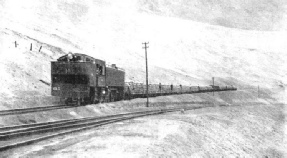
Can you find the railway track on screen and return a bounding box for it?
[0,106,208,152]
[0,104,78,116]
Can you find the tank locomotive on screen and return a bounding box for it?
[51,53,125,105]
[51,53,237,105]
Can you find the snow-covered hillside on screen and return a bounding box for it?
[140,0,287,30]
[0,0,286,107]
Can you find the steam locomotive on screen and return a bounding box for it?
[51,53,236,105]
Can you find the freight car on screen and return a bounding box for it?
[124,83,236,99]
[51,53,237,105]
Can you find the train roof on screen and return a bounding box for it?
[56,53,125,71]
[57,53,105,63]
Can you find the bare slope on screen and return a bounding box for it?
[0,0,286,105]
[140,0,287,30]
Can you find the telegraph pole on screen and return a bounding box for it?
[14,41,18,48]
[143,42,149,107]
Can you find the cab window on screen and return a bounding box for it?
[96,64,105,75]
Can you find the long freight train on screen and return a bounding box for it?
[51,53,237,105]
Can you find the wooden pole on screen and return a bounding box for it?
[142,42,149,107]
[39,46,42,52]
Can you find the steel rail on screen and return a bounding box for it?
[0,104,78,116]
[0,109,178,138]
[0,106,202,152]
[0,107,187,132]
[0,111,163,140]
